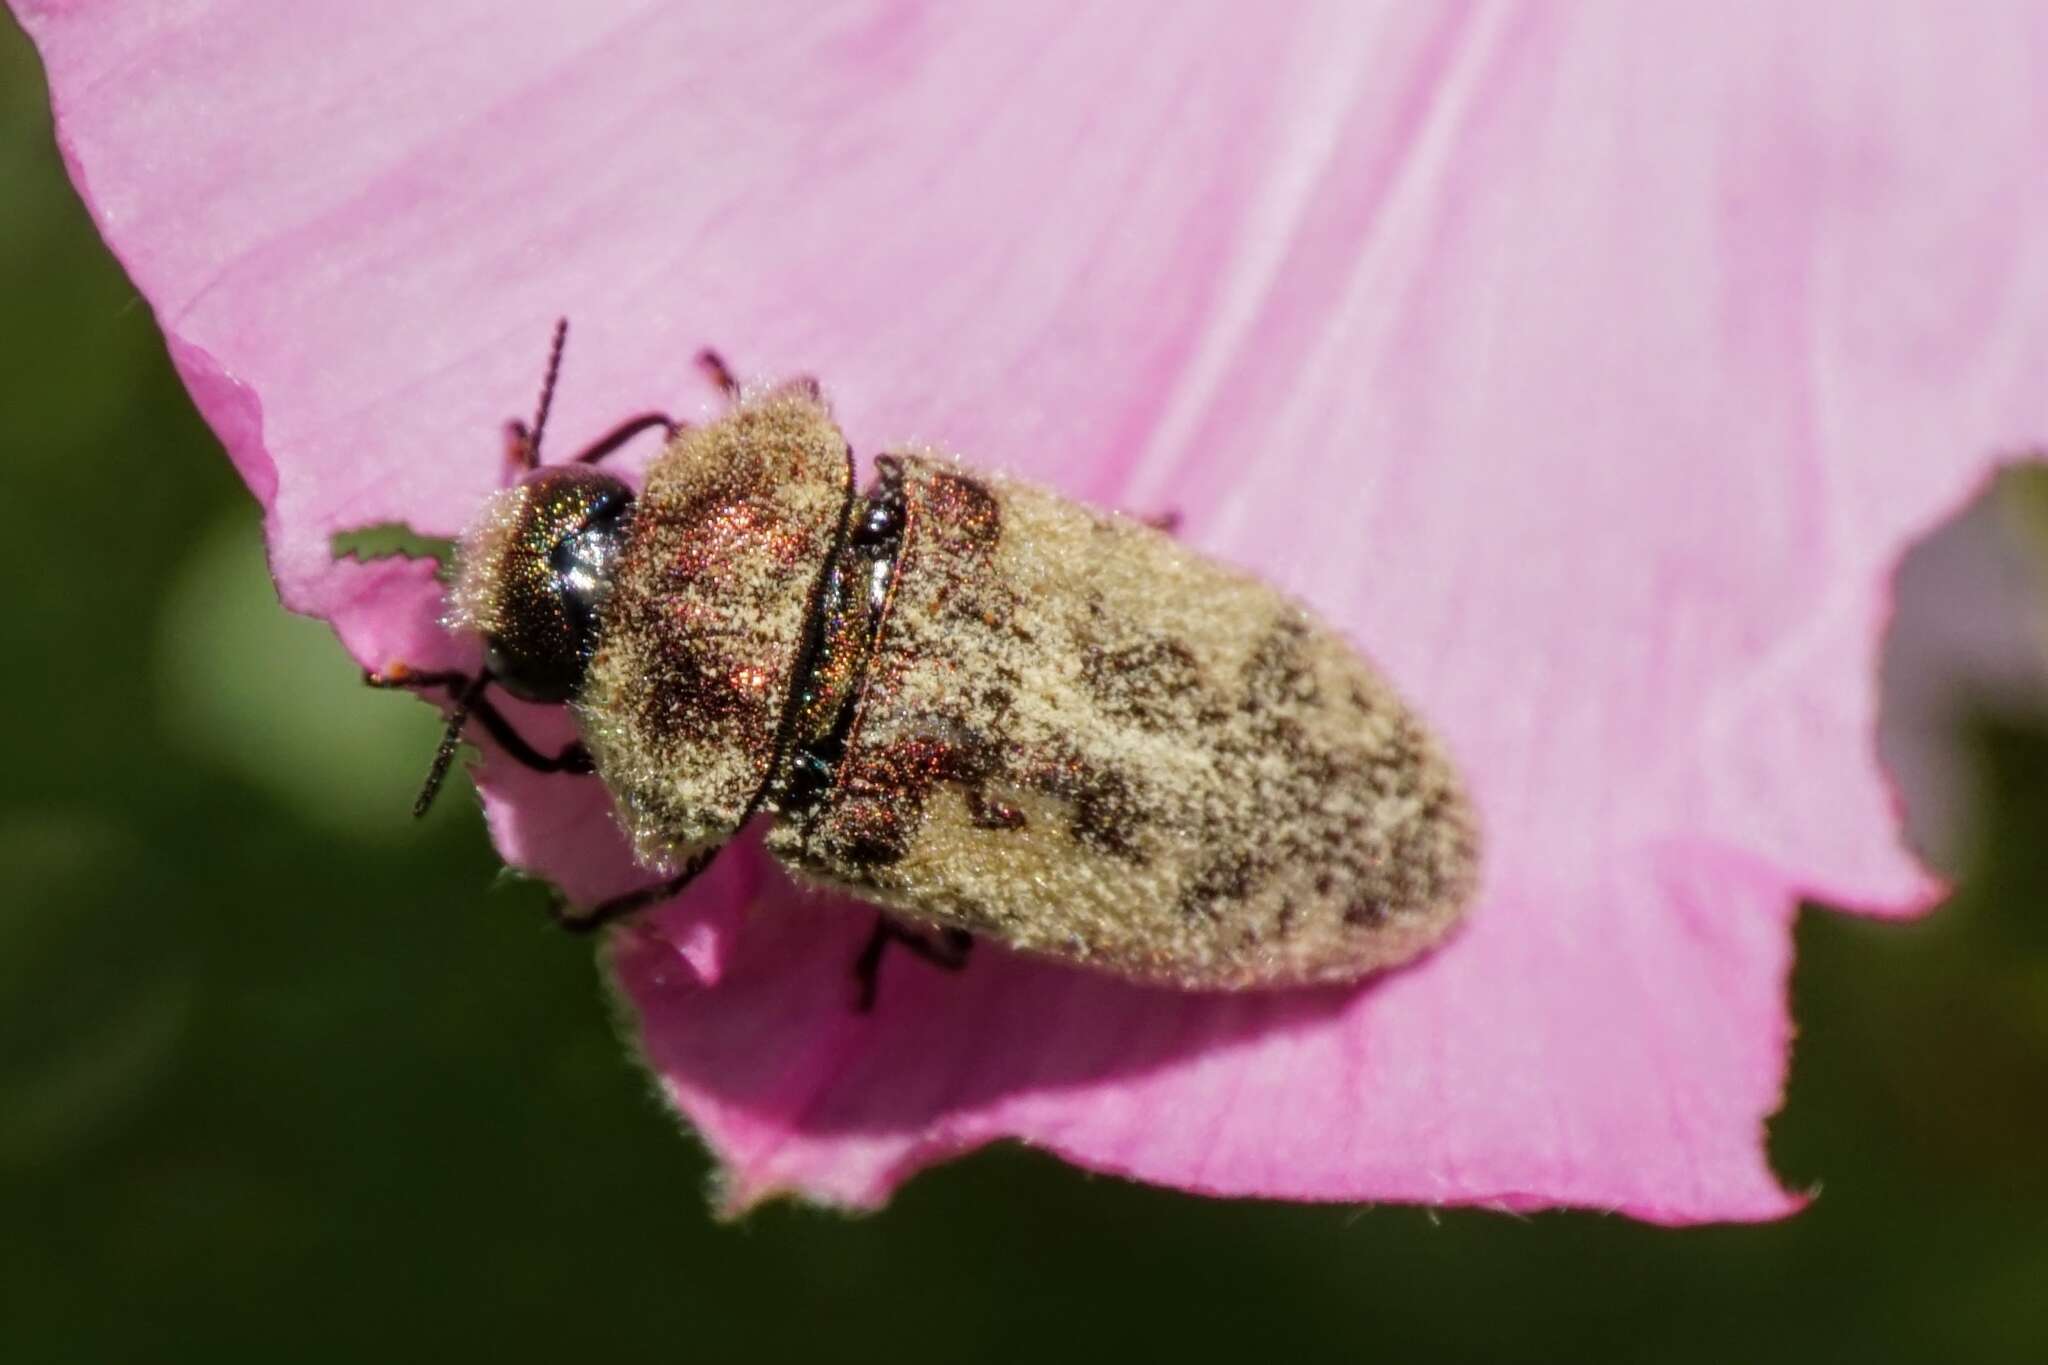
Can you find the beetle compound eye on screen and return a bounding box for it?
[548,488,632,654]
[453,466,635,703]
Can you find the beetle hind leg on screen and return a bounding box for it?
[853,916,974,1012]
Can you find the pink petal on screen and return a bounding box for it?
[22,0,2047,1221]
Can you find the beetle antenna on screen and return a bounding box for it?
[413,675,488,817]
[528,317,570,463]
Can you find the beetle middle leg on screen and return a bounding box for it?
[552,846,719,934]
[853,916,974,1012]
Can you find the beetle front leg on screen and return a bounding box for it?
[366,667,593,776]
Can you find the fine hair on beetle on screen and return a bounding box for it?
[367,321,1479,1006]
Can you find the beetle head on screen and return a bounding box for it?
[454,464,636,703]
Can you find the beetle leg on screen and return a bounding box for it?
[696,348,741,399]
[853,917,974,1012]
[567,412,680,465]
[552,848,719,934]
[696,348,824,406]
[508,411,677,473]
[365,667,593,775]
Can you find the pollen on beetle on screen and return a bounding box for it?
[438,375,1477,991]
[573,389,855,865]
[746,446,1480,990]
[450,483,535,636]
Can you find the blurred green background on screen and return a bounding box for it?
[4,18,2045,1362]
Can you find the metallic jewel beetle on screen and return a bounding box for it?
[372,324,1479,1002]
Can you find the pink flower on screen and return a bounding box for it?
[20,1,2045,1222]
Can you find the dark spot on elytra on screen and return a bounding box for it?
[1069,774,1145,861]
[816,776,918,868]
[1344,899,1391,928]
[814,723,1013,867]
[965,788,1027,831]
[1025,745,1147,862]
[624,598,778,753]
[1243,618,1320,712]
[1081,638,1202,730]
[1256,714,1309,753]
[1179,850,1262,921]
[920,471,1002,555]
[839,826,909,869]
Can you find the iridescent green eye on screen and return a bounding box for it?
[456,466,635,703]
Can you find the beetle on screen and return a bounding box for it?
[368,323,1479,1006]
